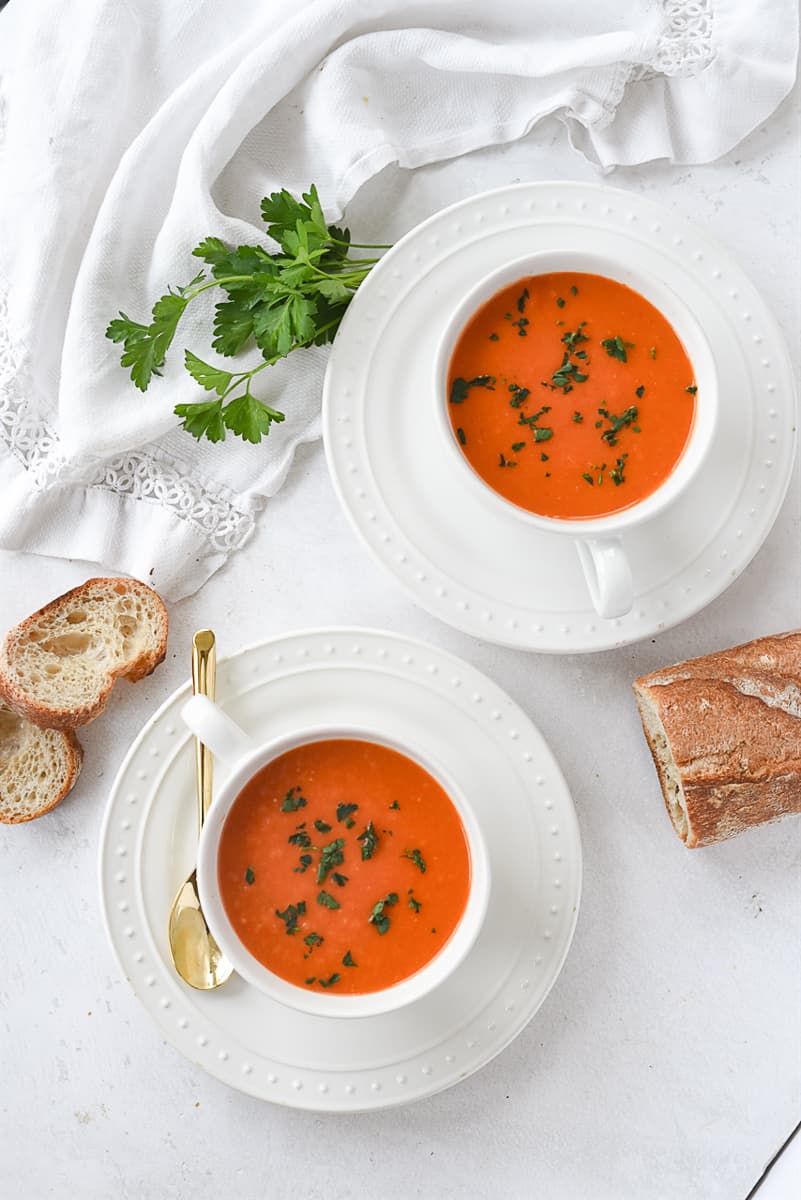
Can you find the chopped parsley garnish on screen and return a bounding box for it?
[305,976,316,985]
[582,473,594,486]
[319,973,341,988]
[512,316,529,336]
[489,332,499,341]
[317,837,345,884]
[508,383,530,408]
[389,800,401,810]
[516,287,529,313]
[561,322,588,351]
[401,847,426,874]
[457,426,467,445]
[550,352,588,393]
[532,428,553,443]
[368,892,399,935]
[635,385,645,398]
[649,346,656,359]
[556,297,565,308]
[275,901,306,935]
[336,802,358,823]
[342,950,358,967]
[408,893,422,913]
[303,931,323,949]
[357,821,378,860]
[540,452,549,462]
[685,384,698,394]
[288,830,311,848]
[245,866,255,885]
[449,375,495,404]
[570,285,578,296]
[499,452,517,467]
[293,853,313,874]
[511,441,526,452]
[281,787,307,813]
[610,454,629,486]
[572,411,583,423]
[598,406,638,446]
[518,405,550,427]
[317,890,340,910]
[601,335,634,362]
[314,818,332,833]
[331,872,349,888]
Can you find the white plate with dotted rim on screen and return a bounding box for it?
[323,181,797,653]
[99,628,581,1111]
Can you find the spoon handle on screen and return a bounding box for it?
[191,630,217,830]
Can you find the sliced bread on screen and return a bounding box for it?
[0,577,168,731]
[0,701,83,823]
[633,630,801,847]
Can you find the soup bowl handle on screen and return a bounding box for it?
[575,536,633,620]
[181,694,256,765]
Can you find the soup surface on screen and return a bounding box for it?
[447,272,697,519]
[218,738,471,994]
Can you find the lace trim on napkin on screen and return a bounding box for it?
[639,0,714,79]
[0,288,256,553]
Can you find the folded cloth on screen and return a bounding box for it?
[0,0,796,598]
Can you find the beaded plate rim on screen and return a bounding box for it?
[99,627,582,1111]
[322,180,797,652]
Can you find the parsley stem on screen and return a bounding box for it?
[184,275,255,301]
[329,238,392,250]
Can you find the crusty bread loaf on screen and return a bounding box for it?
[633,631,801,847]
[0,578,168,731]
[0,700,83,823]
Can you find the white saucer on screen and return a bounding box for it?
[323,181,797,653]
[99,629,581,1111]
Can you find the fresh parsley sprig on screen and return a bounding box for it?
[105,185,390,445]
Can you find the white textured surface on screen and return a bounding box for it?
[1,89,799,1200]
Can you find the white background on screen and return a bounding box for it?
[1,84,799,1200]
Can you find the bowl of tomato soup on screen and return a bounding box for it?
[186,697,490,1017]
[434,250,718,618]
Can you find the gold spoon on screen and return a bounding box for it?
[168,630,233,990]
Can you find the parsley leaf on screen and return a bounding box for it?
[281,787,307,813]
[357,821,379,861]
[601,335,634,362]
[342,950,357,967]
[317,837,345,884]
[336,802,359,823]
[368,892,399,935]
[449,375,495,404]
[106,281,199,391]
[275,901,306,935]
[173,398,227,443]
[401,847,426,874]
[317,890,340,910]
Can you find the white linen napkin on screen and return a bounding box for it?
[0,0,796,598]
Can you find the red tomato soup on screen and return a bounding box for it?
[447,272,697,520]
[217,739,471,994]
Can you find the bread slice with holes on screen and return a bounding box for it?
[0,700,83,822]
[633,630,801,847]
[0,578,168,731]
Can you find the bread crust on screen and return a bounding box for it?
[0,719,83,823]
[0,577,168,730]
[633,630,801,847]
